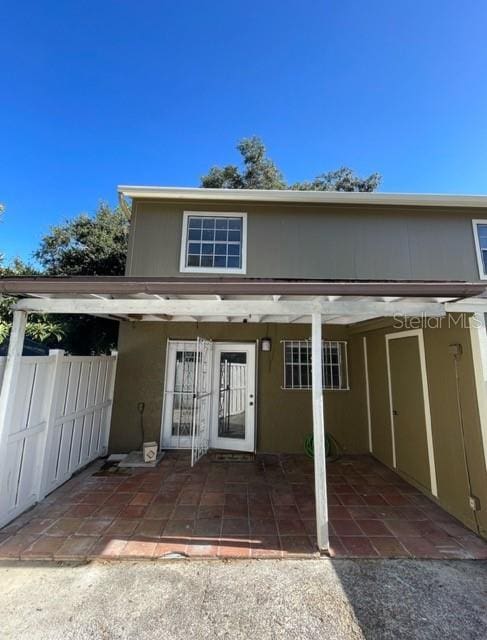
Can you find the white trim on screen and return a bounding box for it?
[15,297,447,318]
[118,185,487,209]
[472,219,487,280]
[385,329,438,497]
[363,336,373,453]
[311,313,329,552]
[179,210,247,274]
[468,314,487,471]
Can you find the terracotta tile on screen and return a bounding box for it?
[106,518,139,536]
[277,519,306,535]
[120,539,157,559]
[134,519,164,539]
[271,491,295,506]
[281,535,316,557]
[79,491,112,505]
[338,493,365,506]
[362,494,388,506]
[0,534,39,559]
[328,536,347,558]
[332,519,364,536]
[382,494,411,506]
[194,518,222,536]
[356,519,393,537]
[274,505,300,519]
[46,517,83,536]
[347,506,376,519]
[200,492,225,506]
[154,541,188,558]
[250,536,282,558]
[119,504,148,518]
[172,505,198,519]
[76,518,112,536]
[370,536,410,557]
[17,518,56,535]
[163,519,194,536]
[54,536,97,560]
[89,536,127,559]
[63,504,99,518]
[222,518,249,535]
[399,537,444,558]
[249,518,278,535]
[105,492,135,506]
[218,537,251,558]
[145,503,174,519]
[340,536,379,557]
[437,519,473,538]
[130,492,155,506]
[93,504,123,519]
[197,505,223,519]
[328,505,352,520]
[21,535,67,559]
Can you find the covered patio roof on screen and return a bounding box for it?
[1,276,487,325]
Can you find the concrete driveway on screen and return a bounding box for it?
[1,559,486,639]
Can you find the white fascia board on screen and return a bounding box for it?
[118,185,487,208]
[15,297,446,318]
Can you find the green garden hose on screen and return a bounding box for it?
[304,433,339,460]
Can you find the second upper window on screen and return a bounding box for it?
[180,212,247,273]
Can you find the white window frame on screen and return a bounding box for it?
[179,211,247,274]
[281,340,349,391]
[472,219,487,280]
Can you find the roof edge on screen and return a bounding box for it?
[118,186,487,208]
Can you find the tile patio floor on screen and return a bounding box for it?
[1,453,486,561]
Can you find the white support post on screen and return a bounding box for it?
[37,349,65,501]
[100,350,118,455]
[0,310,28,513]
[311,312,329,552]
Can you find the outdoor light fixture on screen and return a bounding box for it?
[261,337,272,352]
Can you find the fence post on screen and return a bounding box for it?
[100,350,118,455]
[37,349,65,501]
[0,310,28,517]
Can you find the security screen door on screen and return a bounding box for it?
[162,341,256,457]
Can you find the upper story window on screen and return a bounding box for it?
[473,220,487,280]
[180,211,247,274]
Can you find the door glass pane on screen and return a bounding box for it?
[218,352,247,439]
[172,350,195,437]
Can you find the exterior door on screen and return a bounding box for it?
[387,333,433,491]
[210,343,256,452]
[162,341,198,449]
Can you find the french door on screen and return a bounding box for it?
[210,343,256,453]
[161,341,256,458]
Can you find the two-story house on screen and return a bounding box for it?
[2,186,487,551]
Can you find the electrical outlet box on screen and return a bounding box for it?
[469,495,481,511]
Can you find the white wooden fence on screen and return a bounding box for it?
[0,351,117,528]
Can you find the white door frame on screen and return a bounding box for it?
[210,342,256,452]
[385,329,438,497]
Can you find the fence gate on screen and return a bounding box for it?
[191,337,212,466]
[0,350,117,528]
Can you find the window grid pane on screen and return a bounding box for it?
[282,340,348,390]
[185,215,243,269]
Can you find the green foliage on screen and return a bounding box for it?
[1,203,129,354]
[35,202,130,275]
[0,258,65,347]
[201,137,381,192]
[201,137,286,190]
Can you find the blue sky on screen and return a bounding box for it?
[1,1,487,262]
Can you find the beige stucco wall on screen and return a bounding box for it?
[126,199,484,281]
[354,316,487,537]
[109,321,370,457]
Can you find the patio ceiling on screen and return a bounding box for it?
[2,277,487,325]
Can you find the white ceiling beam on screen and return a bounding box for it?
[15,297,448,318]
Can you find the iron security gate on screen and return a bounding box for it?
[191,337,212,466]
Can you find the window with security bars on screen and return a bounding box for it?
[282,340,349,390]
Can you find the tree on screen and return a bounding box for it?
[35,202,130,275]
[201,137,381,192]
[32,202,130,354]
[201,137,286,190]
